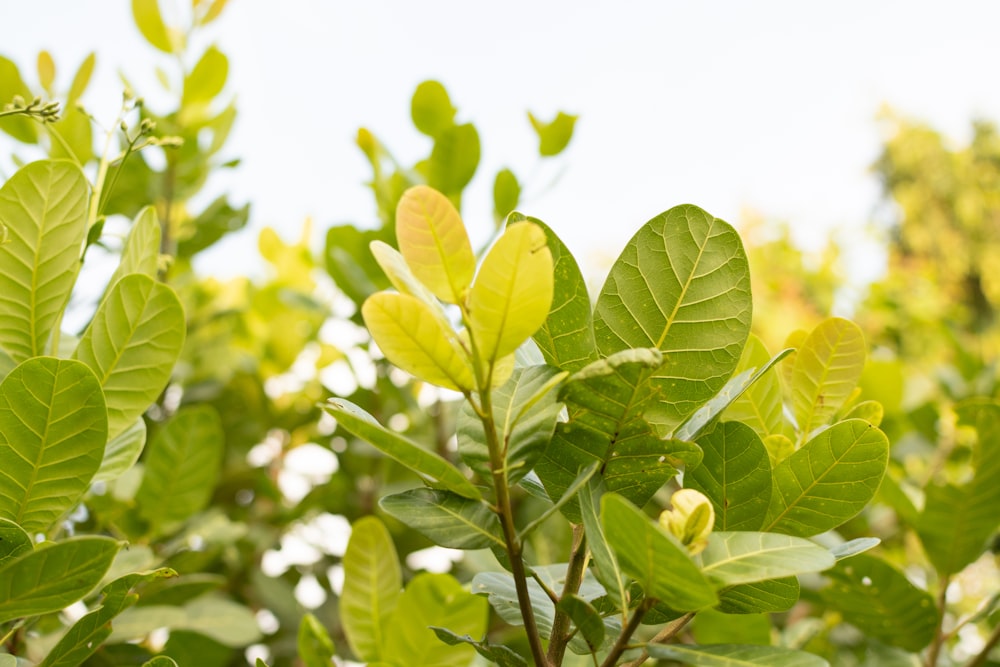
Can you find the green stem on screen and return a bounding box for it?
[621,612,695,667]
[925,574,951,667]
[965,621,1000,667]
[599,598,655,667]
[546,524,589,665]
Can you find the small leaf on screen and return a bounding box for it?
[602,494,717,611]
[131,0,176,53]
[380,489,503,549]
[37,51,55,91]
[529,111,578,156]
[468,221,554,364]
[765,419,888,537]
[182,45,228,108]
[340,516,401,663]
[493,169,520,222]
[431,628,527,667]
[411,80,456,138]
[298,613,335,667]
[700,532,835,586]
[647,643,829,667]
[324,399,480,500]
[427,123,480,196]
[67,52,96,106]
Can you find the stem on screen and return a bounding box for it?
[926,574,951,667]
[599,598,655,667]
[965,621,1000,667]
[547,524,589,664]
[620,612,696,667]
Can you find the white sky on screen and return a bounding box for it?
[4,1,1000,281]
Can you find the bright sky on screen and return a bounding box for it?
[4,1,1000,281]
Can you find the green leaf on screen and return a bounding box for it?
[579,477,626,607]
[74,273,185,441]
[722,335,788,438]
[37,51,55,92]
[469,221,554,364]
[67,52,96,106]
[94,417,146,484]
[135,405,224,529]
[601,494,717,610]
[0,160,88,361]
[457,365,564,484]
[340,516,401,662]
[40,569,175,667]
[493,169,520,222]
[182,45,228,107]
[142,658,178,667]
[593,204,752,434]
[647,643,829,667]
[528,111,578,156]
[830,537,881,561]
[107,207,162,291]
[0,536,120,623]
[380,489,503,549]
[431,628,527,667]
[0,518,31,568]
[0,57,37,142]
[687,421,772,531]
[180,596,261,646]
[411,80,456,138]
[0,357,107,533]
[844,400,883,426]
[716,577,799,614]
[383,573,487,667]
[324,398,480,500]
[693,609,771,646]
[556,594,605,652]
[819,554,937,651]
[765,419,888,537]
[427,123,480,196]
[789,318,866,439]
[131,0,176,52]
[700,532,835,586]
[298,613,335,667]
[527,215,598,373]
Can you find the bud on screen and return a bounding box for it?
[659,489,714,554]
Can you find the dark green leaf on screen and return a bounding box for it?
[687,421,771,530]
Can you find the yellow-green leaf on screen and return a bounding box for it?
[131,0,176,53]
[468,222,553,364]
[395,185,474,304]
[790,318,866,438]
[362,291,473,391]
[182,45,228,108]
[37,51,55,92]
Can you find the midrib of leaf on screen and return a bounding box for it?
[437,501,505,548]
[419,201,461,303]
[654,220,713,350]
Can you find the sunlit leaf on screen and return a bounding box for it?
[493,169,520,222]
[723,335,787,438]
[107,207,162,291]
[701,532,835,586]
[0,57,37,142]
[341,516,401,662]
[411,80,456,139]
[131,0,176,53]
[182,45,228,108]
[428,123,480,196]
[67,52,96,106]
[37,51,55,92]
[94,417,146,484]
[716,577,799,614]
[380,489,503,549]
[0,518,31,568]
[298,613,335,667]
[528,111,578,156]
[647,643,829,667]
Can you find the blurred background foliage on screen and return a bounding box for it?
[1,1,998,665]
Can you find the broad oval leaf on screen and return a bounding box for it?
[789,318,866,438]
[379,489,503,550]
[324,398,479,500]
[716,577,799,614]
[701,532,835,586]
[341,516,401,663]
[468,221,554,364]
[593,204,752,434]
[135,405,224,530]
[687,421,772,531]
[428,123,480,196]
[647,643,829,667]
[73,273,185,441]
[362,291,474,391]
[765,419,888,537]
[0,357,107,534]
[395,185,474,304]
[0,160,88,361]
[411,80,456,139]
[601,494,717,611]
[0,536,121,624]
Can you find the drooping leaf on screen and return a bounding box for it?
[819,555,937,652]
[427,123,480,196]
[647,643,829,667]
[601,494,717,611]
[528,110,578,156]
[135,405,224,529]
[106,206,162,291]
[182,45,228,107]
[73,273,185,440]
[468,221,553,364]
[722,335,787,438]
[298,613,335,667]
[716,577,799,614]
[0,536,120,623]
[431,628,527,667]
[411,80,456,139]
[593,204,752,434]
[93,417,146,484]
[700,532,835,586]
[362,291,474,391]
[687,421,771,531]
[765,419,888,537]
[0,160,88,361]
[789,318,866,439]
[380,489,503,549]
[0,518,31,568]
[131,0,176,52]
[324,399,480,500]
[0,358,107,534]
[340,516,401,663]
[382,573,487,667]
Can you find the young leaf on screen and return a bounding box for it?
[37,51,55,92]
[593,204,752,434]
[722,334,787,438]
[716,577,799,614]
[362,291,474,391]
[135,405,224,530]
[341,516,401,663]
[0,358,107,534]
[0,518,31,568]
[67,52,96,106]
[789,318,866,438]
[182,45,228,108]
[0,160,88,361]
[0,57,37,142]
[493,169,520,222]
[700,532,835,586]
[601,494,718,611]
[428,123,480,196]
[647,643,829,667]
[379,489,503,549]
[382,573,488,667]
[528,111,578,156]
[0,536,121,623]
[765,419,888,537]
[395,185,475,303]
[686,421,772,531]
[298,613,335,667]
[411,80,456,139]
[106,206,162,291]
[819,555,937,652]
[131,0,176,53]
[73,273,185,441]
[324,398,480,500]
[468,221,554,364]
